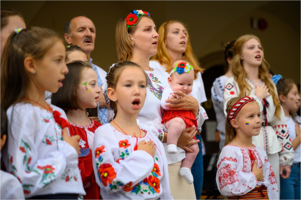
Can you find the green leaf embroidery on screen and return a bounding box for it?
[110,185,117,190]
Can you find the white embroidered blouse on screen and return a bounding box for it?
[216,145,278,199]
[3,103,85,198]
[223,77,294,166]
[92,122,173,200]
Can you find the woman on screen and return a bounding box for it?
[223,35,294,196]
[151,20,207,199]
[115,10,207,199]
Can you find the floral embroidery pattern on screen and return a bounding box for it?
[41,115,52,123]
[147,73,163,100]
[61,169,78,182]
[42,135,55,146]
[23,184,34,195]
[7,154,22,183]
[217,157,237,168]
[98,163,116,186]
[147,175,160,193]
[122,182,135,192]
[151,163,161,177]
[95,146,105,161]
[269,165,277,184]
[34,164,56,187]
[119,139,130,149]
[218,164,239,189]
[19,139,32,172]
[157,129,164,142]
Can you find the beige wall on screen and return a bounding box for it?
[2,1,300,83]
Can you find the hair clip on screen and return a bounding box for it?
[126,9,150,29]
[14,28,22,34]
[170,62,193,75]
[66,45,71,48]
[271,74,282,85]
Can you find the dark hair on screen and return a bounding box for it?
[1,107,7,138]
[66,45,86,62]
[276,77,296,118]
[106,61,147,116]
[1,27,61,111]
[268,69,274,76]
[1,8,24,30]
[224,40,235,72]
[51,61,93,111]
[64,19,71,35]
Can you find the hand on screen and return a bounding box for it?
[138,140,155,157]
[165,91,199,116]
[280,165,291,179]
[215,130,220,143]
[98,87,107,108]
[62,128,81,155]
[177,126,199,153]
[252,160,264,181]
[255,84,270,99]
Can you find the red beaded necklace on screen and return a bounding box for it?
[27,97,52,112]
[113,119,141,138]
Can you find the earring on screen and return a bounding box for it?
[33,71,36,75]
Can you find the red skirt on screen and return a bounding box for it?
[228,185,268,199]
[162,110,197,128]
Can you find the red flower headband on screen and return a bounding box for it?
[126,9,150,29]
[227,96,255,121]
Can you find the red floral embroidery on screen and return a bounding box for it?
[65,175,70,182]
[53,111,70,129]
[152,163,161,176]
[126,14,138,26]
[230,91,235,95]
[74,176,77,182]
[143,177,148,183]
[43,119,50,123]
[148,176,160,193]
[10,156,13,164]
[122,182,135,192]
[240,149,250,172]
[269,165,277,184]
[95,146,105,159]
[218,164,239,189]
[45,138,52,145]
[27,157,32,165]
[19,147,26,153]
[119,139,130,149]
[217,157,237,168]
[24,190,30,195]
[37,165,55,174]
[98,163,116,186]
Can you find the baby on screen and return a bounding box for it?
[161,60,199,184]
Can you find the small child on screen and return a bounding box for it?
[93,61,173,199]
[0,107,25,199]
[1,27,85,198]
[216,96,278,199]
[274,75,301,200]
[160,60,199,184]
[52,61,102,199]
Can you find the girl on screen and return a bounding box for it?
[216,96,278,199]
[115,11,204,199]
[65,45,88,64]
[274,76,301,199]
[151,20,208,199]
[1,27,85,198]
[211,40,235,150]
[93,61,173,199]
[52,61,102,199]
[223,35,294,193]
[161,60,199,184]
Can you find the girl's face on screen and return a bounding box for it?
[164,22,187,54]
[241,38,263,67]
[0,15,26,55]
[281,84,301,113]
[168,71,194,95]
[34,40,68,93]
[235,102,262,137]
[66,51,88,64]
[111,66,146,116]
[130,17,159,58]
[77,68,101,109]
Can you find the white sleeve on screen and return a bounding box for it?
[196,72,207,103]
[93,125,154,193]
[160,86,173,110]
[216,148,257,196]
[0,171,25,200]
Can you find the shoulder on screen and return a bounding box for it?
[149,60,165,71]
[220,145,240,156]
[95,123,113,137]
[255,146,268,157]
[7,103,38,120]
[90,61,107,74]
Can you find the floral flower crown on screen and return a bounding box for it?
[170,62,193,75]
[126,9,150,29]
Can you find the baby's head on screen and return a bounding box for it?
[168,60,194,94]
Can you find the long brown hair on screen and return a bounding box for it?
[151,20,203,79]
[232,34,281,119]
[1,27,61,111]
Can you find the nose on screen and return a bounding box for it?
[180,31,186,39]
[134,85,140,95]
[96,86,101,94]
[153,30,159,38]
[62,63,68,75]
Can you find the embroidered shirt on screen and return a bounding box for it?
[223,77,294,166]
[4,103,85,198]
[216,145,278,199]
[93,122,173,200]
[0,170,25,199]
[286,116,301,163]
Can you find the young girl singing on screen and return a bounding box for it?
[274,75,301,199]
[223,35,294,193]
[1,27,85,199]
[52,61,102,199]
[161,60,200,184]
[93,61,173,199]
[216,96,278,199]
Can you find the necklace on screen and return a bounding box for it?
[247,78,263,88]
[113,119,141,137]
[26,97,52,112]
[67,115,91,126]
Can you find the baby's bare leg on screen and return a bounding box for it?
[179,143,199,184]
[165,117,186,145]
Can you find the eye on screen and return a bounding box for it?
[258,46,262,50]
[140,84,146,88]
[257,114,261,117]
[78,29,83,32]
[249,47,254,49]
[188,84,191,86]
[56,59,61,63]
[91,83,96,86]
[179,83,183,85]
[90,29,95,33]
[125,84,131,87]
[173,31,178,34]
[248,114,254,118]
[145,28,150,31]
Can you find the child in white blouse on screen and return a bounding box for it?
[1,27,85,199]
[92,61,173,200]
[161,60,199,184]
[216,97,278,199]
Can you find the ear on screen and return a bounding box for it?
[24,57,36,75]
[168,76,172,85]
[279,94,286,104]
[0,135,6,150]
[240,53,243,60]
[64,33,72,45]
[107,87,117,102]
[227,57,232,65]
[230,119,239,129]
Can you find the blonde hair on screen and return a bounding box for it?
[151,20,203,79]
[115,15,153,62]
[232,34,281,119]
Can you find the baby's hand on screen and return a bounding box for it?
[138,140,155,157]
[252,160,264,181]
